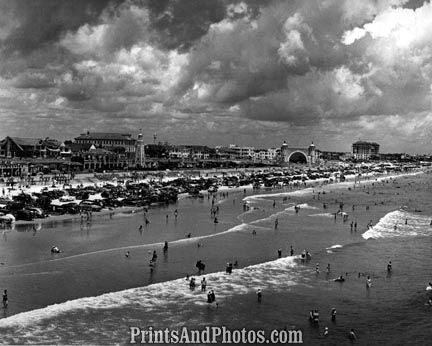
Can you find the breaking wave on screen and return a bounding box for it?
[362,210,432,240]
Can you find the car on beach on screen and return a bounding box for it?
[79,201,103,212]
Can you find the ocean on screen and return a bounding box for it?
[0,172,431,345]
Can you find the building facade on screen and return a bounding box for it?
[352,141,380,160]
[280,141,319,165]
[68,143,127,171]
[0,137,70,159]
[74,132,136,167]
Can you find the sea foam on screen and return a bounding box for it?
[0,255,303,330]
[362,210,432,240]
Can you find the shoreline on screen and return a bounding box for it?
[9,170,423,226]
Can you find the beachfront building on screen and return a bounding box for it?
[168,146,190,159]
[168,145,214,160]
[352,141,380,160]
[280,141,319,165]
[0,137,77,176]
[320,151,350,161]
[74,132,136,167]
[216,145,255,160]
[68,143,128,171]
[253,148,280,162]
[0,136,67,159]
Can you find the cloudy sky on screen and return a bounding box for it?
[0,0,431,153]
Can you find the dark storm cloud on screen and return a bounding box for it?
[146,0,227,51]
[0,0,124,55]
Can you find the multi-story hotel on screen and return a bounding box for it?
[352,141,380,160]
[74,132,137,167]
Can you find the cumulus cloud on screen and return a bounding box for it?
[0,0,432,153]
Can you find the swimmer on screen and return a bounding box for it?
[189,277,196,289]
[201,277,207,291]
[301,250,306,260]
[324,327,329,337]
[387,261,392,272]
[2,289,7,309]
[257,289,262,303]
[309,309,319,323]
[125,251,130,258]
[331,308,336,321]
[348,329,357,340]
[426,282,432,291]
[334,275,345,282]
[252,229,257,236]
[366,276,372,288]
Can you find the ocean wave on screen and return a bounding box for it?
[326,244,343,253]
[362,210,432,240]
[243,189,314,202]
[285,203,318,211]
[309,213,334,218]
[0,256,303,330]
[326,244,343,250]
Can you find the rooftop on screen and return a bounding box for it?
[352,141,380,146]
[75,132,133,141]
